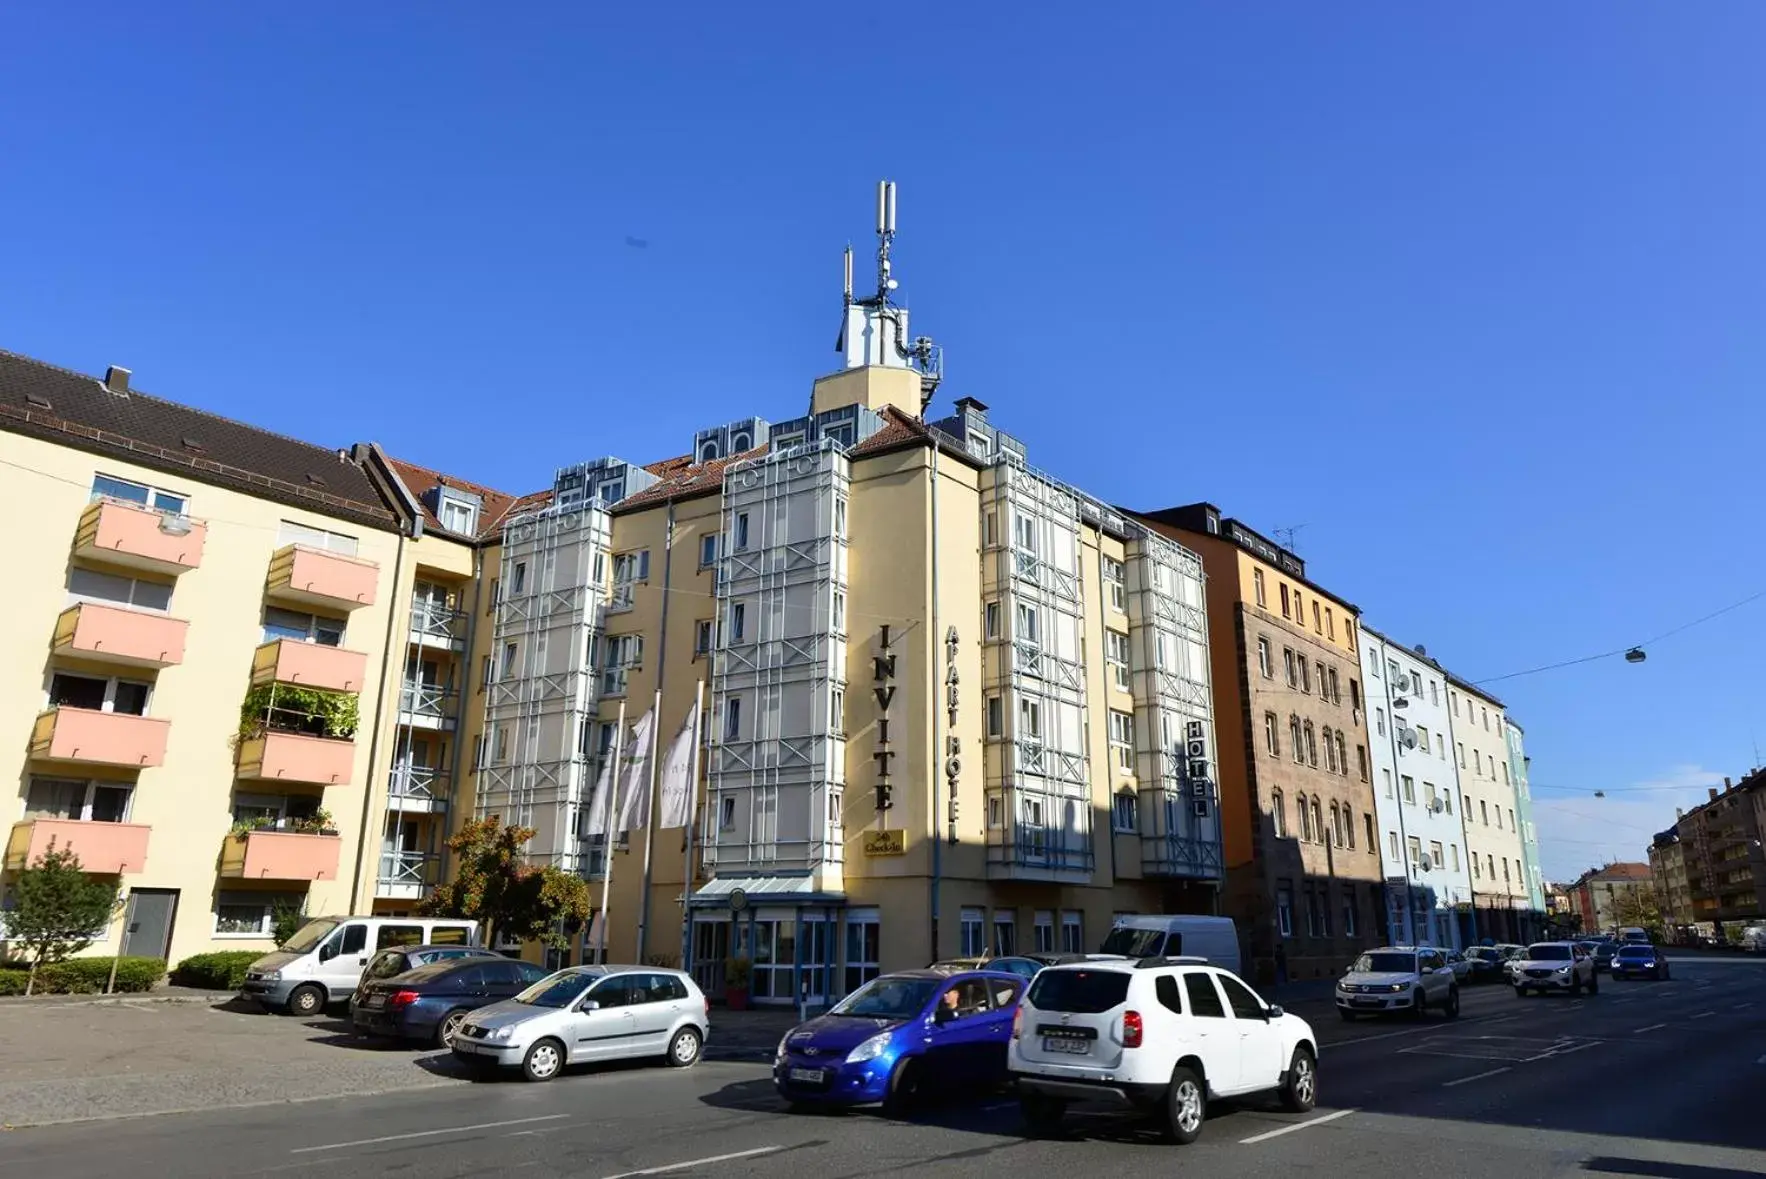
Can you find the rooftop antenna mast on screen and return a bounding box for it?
[876,179,898,303]
[1274,524,1307,554]
[836,181,943,418]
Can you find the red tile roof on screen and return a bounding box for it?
[383,456,538,542]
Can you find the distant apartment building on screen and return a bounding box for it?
[1649,828,1692,936]
[0,350,480,965]
[1132,507,1382,986]
[1357,630,1474,949]
[1446,676,1532,941]
[1505,719,1546,915]
[1660,774,1766,936]
[1565,861,1653,935]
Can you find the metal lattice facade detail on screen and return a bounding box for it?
[705,442,849,889]
[981,457,1093,882]
[1125,527,1223,880]
[477,502,612,874]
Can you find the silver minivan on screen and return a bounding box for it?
[451,965,709,1082]
[241,915,481,1015]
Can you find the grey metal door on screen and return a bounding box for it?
[121,889,178,959]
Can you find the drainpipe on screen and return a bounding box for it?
[928,440,942,962]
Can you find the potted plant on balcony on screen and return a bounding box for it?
[292,808,338,837]
[725,956,753,1010]
[236,685,360,745]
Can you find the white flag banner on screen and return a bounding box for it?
[616,709,657,833]
[583,753,615,837]
[656,707,698,829]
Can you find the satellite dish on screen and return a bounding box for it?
[1399,728,1420,751]
[1393,672,1414,694]
[1419,855,1433,872]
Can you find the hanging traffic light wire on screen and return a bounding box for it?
[1472,585,1766,687]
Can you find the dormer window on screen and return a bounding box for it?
[437,491,479,535]
[730,432,751,452]
[699,440,721,462]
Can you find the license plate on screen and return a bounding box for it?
[1042,1037,1089,1055]
[362,995,385,1008]
[787,1067,824,1083]
[1352,998,1380,1007]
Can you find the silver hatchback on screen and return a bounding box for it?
[450,965,710,1082]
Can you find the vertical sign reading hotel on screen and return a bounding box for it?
[945,625,960,844]
[873,625,896,813]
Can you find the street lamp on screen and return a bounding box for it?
[1625,648,1646,664]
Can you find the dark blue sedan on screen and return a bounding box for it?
[775,969,1025,1114]
[1610,943,1670,981]
[353,957,552,1046]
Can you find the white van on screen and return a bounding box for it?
[240,915,481,1015]
[1098,915,1242,976]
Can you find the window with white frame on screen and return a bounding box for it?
[1102,557,1126,612]
[987,793,1003,828]
[694,620,714,655]
[1264,711,1280,756]
[983,511,998,548]
[833,495,847,540]
[832,591,846,633]
[1015,602,1039,646]
[729,602,746,642]
[1257,636,1273,678]
[1061,911,1083,953]
[438,496,477,535]
[984,600,1000,639]
[49,672,149,716]
[1033,911,1055,953]
[734,512,750,550]
[1112,791,1137,832]
[830,686,844,734]
[1106,631,1131,691]
[1277,888,1294,937]
[263,606,345,647]
[985,694,1003,738]
[25,777,132,823]
[1108,710,1134,772]
[214,890,307,937]
[277,520,358,557]
[1284,647,1298,687]
[699,533,720,568]
[611,550,649,608]
[602,634,643,695]
[993,911,1017,955]
[67,567,173,613]
[1018,696,1042,741]
[960,907,986,956]
[718,795,736,829]
[723,695,742,740]
[92,473,186,514]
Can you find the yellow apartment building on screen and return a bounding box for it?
[1445,676,1530,940]
[0,349,483,966]
[1130,507,1384,985]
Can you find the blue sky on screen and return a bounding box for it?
[4,4,1761,881]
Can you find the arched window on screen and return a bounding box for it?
[1322,726,1337,773]
[1311,798,1324,845]
[1329,802,1341,847]
[1303,721,1318,767]
[699,440,720,462]
[1289,715,1304,763]
[731,431,752,451]
[1336,732,1349,777]
[1271,789,1286,838]
[1296,793,1311,842]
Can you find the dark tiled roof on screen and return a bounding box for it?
[384,456,533,542]
[0,348,397,530]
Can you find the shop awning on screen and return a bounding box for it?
[689,875,844,909]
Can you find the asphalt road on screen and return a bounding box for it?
[3,956,1761,1179]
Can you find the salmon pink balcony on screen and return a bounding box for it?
[53,602,189,669]
[250,639,367,694]
[30,708,169,768]
[219,830,341,882]
[236,731,354,785]
[74,499,206,575]
[6,819,150,874]
[266,545,379,611]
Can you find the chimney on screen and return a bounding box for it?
[103,366,131,395]
[1724,776,1733,791]
[1710,787,1720,802]
[1676,807,1684,819]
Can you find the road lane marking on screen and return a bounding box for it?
[1443,1067,1511,1088]
[1634,1023,1667,1033]
[597,1146,784,1179]
[1239,1108,1356,1144]
[1691,1011,1716,1020]
[291,1115,573,1153]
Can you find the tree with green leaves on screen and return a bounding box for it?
[1610,883,1663,936]
[7,843,124,995]
[418,816,591,949]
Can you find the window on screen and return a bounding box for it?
[833,495,847,539]
[1327,667,1340,704]
[439,498,477,534]
[1248,568,1265,607]
[830,685,845,733]
[1501,762,1509,785]
[1271,789,1286,837]
[993,912,1017,956]
[983,510,998,548]
[1061,911,1083,953]
[1389,830,1400,860]
[1295,793,1311,841]
[1016,602,1040,647]
[1502,858,1511,883]
[1103,557,1126,612]
[1325,607,1335,639]
[1458,742,1467,768]
[1346,619,1356,651]
[1284,647,1298,687]
[694,620,714,655]
[1429,680,1440,706]
[213,891,306,937]
[1350,678,1361,711]
[1480,800,1489,826]
[1311,798,1323,844]
[26,777,132,823]
[1299,659,1312,694]
[1364,813,1375,851]
[1013,511,1038,557]
[49,672,149,716]
[730,602,746,642]
[1443,791,1453,815]
[832,591,846,632]
[512,562,527,594]
[985,694,1003,738]
[1488,853,1496,878]
[261,605,345,647]
[1416,724,1430,751]
[1257,636,1273,678]
[960,908,986,957]
[987,794,1003,829]
[734,512,750,550]
[1263,712,1280,756]
[1106,631,1131,691]
[277,519,359,557]
[1184,972,1227,1017]
[1033,911,1056,953]
[1401,775,1415,804]
[1280,584,1291,618]
[1277,889,1294,937]
[1305,891,1322,938]
[723,696,742,740]
[1450,844,1461,871]
[1312,601,1322,633]
[1336,732,1348,777]
[1018,696,1042,740]
[1342,894,1357,937]
[699,533,719,567]
[1383,769,1395,798]
[1435,734,1445,758]
[1289,715,1303,762]
[1471,853,1482,879]
[1408,835,1423,869]
[1113,792,1137,832]
[1303,721,1318,767]
[984,601,1001,639]
[602,634,643,695]
[1482,707,1489,730]
[500,642,518,681]
[1508,807,1515,830]
[1357,744,1368,781]
[717,796,736,829]
[92,473,186,514]
[1108,710,1134,772]
[1321,726,1337,772]
[67,568,173,613]
[1375,706,1386,737]
[1451,691,1459,715]
[1328,802,1341,846]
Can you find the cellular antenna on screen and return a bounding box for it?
[837,181,942,417]
[843,245,854,306]
[875,180,899,301]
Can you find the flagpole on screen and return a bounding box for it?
[635,686,664,962]
[597,699,627,965]
[679,680,705,976]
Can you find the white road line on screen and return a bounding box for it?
[1443,1067,1511,1088]
[1239,1108,1356,1144]
[1691,1011,1717,1020]
[291,1115,573,1154]
[1634,1023,1667,1033]
[597,1146,784,1179]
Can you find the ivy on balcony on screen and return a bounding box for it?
[229,808,338,840]
[237,684,360,744]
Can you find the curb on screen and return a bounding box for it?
[0,992,234,1010]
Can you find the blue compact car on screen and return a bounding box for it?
[1610,943,1670,981]
[775,969,1026,1114]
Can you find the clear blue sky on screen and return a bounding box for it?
[5,3,1762,881]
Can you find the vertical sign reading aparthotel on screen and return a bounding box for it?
[945,626,961,844]
[873,625,896,813]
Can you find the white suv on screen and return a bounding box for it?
[1511,941,1598,996]
[1335,946,1460,1021]
[1008,957,1318,1144]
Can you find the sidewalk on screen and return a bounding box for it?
[0,983,234,1007]
[706,1007,798,1059]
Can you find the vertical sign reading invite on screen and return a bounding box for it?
[873,625,896,813]
[945,625,960,844]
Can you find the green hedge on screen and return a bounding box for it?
[0,957,166,995]
[170,950,263,990]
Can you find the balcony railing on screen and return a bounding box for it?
[266,544,379,611]
[409,600,466,646]
[220,829,341,882]
[399,683,459,726]
[251,639,368,693]
[30,708,169,768]
[236,730,354,785]
[74,498,206,575]
[375,850,437,899]
[6,818,151,874]
[388,763,449,808]
[53,602,189,668]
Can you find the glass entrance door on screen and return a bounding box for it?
[800,917,831,1007]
